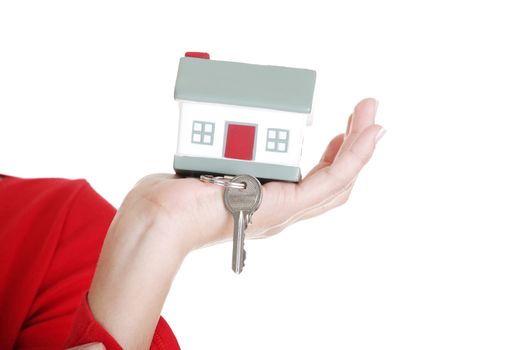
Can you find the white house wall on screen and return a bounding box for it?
[176,100,309,166]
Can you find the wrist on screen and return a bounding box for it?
[88,202,188,349]
[118,189,195,256]
[124,175,234,252]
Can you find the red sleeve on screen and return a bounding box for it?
[66,293,180,350]
[0,175,180,349]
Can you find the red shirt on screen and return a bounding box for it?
[0,175,180,349]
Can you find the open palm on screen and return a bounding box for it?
[127,98,383,251]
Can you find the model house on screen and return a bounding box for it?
[173,52,316,182]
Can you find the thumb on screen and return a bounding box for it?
[67,343,106,350]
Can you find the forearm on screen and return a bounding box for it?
[88,194,188,350]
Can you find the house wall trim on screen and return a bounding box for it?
[174,155,301,182]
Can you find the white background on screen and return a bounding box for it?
[1,1,524,349]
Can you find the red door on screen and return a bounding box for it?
[224,123,256,160]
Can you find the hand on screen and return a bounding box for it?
[127,97,384,251]
[88,98,384,349]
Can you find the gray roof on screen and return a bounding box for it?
[174,57,316,113]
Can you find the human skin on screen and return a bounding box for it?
[68,343,105,350]
[87,98,385,349]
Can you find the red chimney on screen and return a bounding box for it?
[184,52,210,59]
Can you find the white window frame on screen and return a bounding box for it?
[192,121,215,145]
[266,128,289,153]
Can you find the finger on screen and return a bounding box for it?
[346,98,378,144]
[305,133,345,178]
[332,124,384,179]
[306,98,377,180]
[320,134,346,164]
[250,101,383,238]
[295,124,384,208]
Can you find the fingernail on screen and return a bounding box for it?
[375,128,386,144]
[374,99,380,115]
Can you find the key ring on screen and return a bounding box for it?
[199,175,246,189]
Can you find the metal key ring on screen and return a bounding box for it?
[199,175,246,189]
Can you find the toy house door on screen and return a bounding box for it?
[224,123,256,161]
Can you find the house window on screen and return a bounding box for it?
[266,128,289,153]
[192,121,214,145]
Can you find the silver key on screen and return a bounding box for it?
[224,175,263,274]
